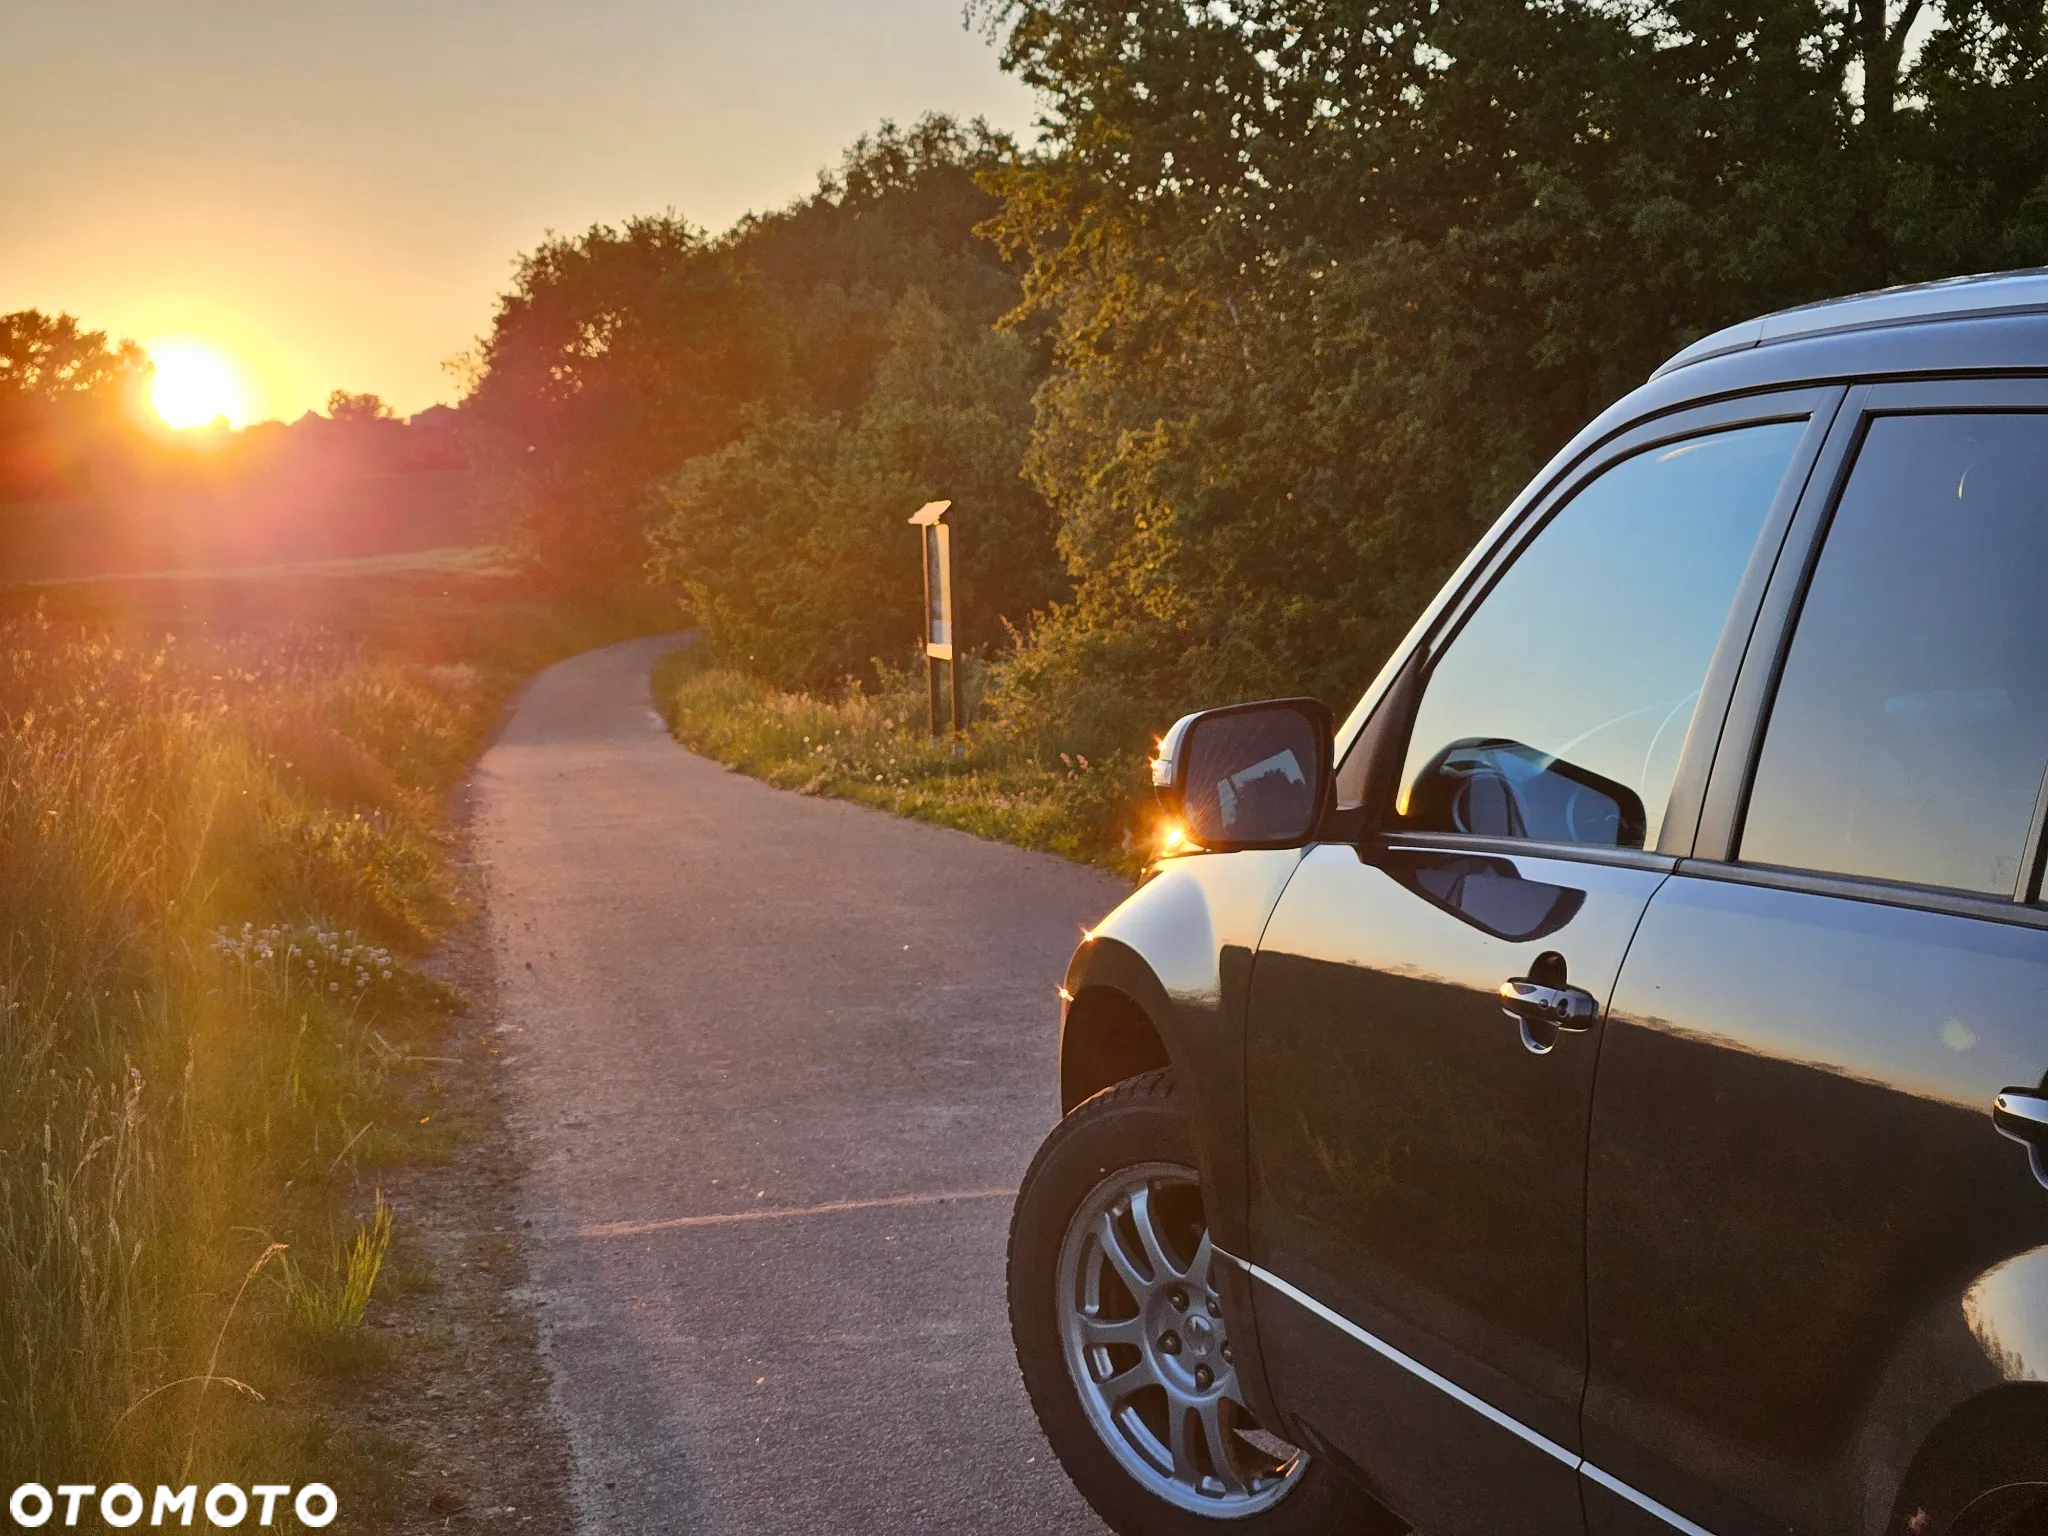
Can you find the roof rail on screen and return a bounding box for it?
[1652,268,2048,378]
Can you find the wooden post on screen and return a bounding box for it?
[949,646,966,746]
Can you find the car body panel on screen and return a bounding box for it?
[1580,367,2048,1534]
[1250,1261,1589,1533]
[1587,873,2048,1535]
[1047,281,2048,1535]
[1062,847,1306,1255]
[1240,840,1669,1534]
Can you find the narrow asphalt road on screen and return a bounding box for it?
[473,636,1128,1534]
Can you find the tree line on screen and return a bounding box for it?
[0,316,461,507]
[459,117,1065,675]
[17,0,2043,753]
[465,0,2048,760]
[0,320,469,579]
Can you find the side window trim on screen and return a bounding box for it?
[1668,854,2048,934]
[1697,377,2048,913]
[1422,390,1838,678]
[2018,760,2048,904]
[1649,398,1842,858]
[1335,387,1844,857]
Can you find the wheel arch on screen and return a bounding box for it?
[1062,849,1307,1260]
[1055,937,1304,1459]
[1853,1238,2048,1535]
[1058,932,1190,1107]
[1060,981,1173,1113]
[1883,1382,2048,1534]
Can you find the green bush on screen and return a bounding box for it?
[650,292,1062,692]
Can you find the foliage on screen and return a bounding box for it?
[325,391,395,423]
[279,1192,394,1339]
[0,311,149,407]
[973,0,2048,754]
[650,645,1150,874]
[463,115,1036,598]
[0,311,153,501]
[649,291,1061,689]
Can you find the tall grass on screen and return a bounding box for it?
[280,1192,393,1336]
[651,646,1155,875]
[0,609,509,1506]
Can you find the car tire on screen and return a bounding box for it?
[1008,1069,1395,1536]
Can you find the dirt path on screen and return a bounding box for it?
[471,636,1126,1535]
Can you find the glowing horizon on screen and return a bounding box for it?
[147,340,249,430]
[1,2,1036,422]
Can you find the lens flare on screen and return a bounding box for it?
[148,341,246,428]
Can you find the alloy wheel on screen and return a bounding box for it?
[1054,1160,1308,1517]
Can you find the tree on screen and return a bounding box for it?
[326,390,394,422]
[461,115,1032,598]
[649,291,1062,689]
[972,0,2048,756]
[0,312,152,501]
[1,312,148,405]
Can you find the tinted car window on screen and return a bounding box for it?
[1740,413,2048,895]
[1396,422,1803,849]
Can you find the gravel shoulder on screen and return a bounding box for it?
[325,769,579,1534]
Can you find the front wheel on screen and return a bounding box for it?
[1008,1070,1385,1535]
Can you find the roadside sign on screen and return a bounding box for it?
[908,500,963,742]
[910,500,954,660]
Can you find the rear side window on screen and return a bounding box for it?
[1741,413,2048,896]
[1395,422,1803,850]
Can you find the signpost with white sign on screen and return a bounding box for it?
[909,499,962,742]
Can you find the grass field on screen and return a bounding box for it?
[651,646,1156,878]
[0,564,660,1520]
[15,543,519,588]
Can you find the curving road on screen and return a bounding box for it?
[474,636,1127,1534]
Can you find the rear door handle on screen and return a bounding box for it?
[1993,1088,2048,1186]
[1498,978,1599,1032]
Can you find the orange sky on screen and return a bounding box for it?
[2,1,1036,425]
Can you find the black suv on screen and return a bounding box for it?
[1009,271,2048,1536]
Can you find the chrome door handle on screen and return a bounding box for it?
[1498,978,1599,1032]
[1994,1088,2048,1140]
[1994,1088,2048,1187]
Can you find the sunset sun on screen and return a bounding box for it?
[148,341,246,428]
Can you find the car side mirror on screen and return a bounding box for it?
[1152,698,1333,850]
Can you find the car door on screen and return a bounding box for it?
[1240,392,1840,1536]
[1583,384,2048,1536]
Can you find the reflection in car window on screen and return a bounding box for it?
[1397,422,1804,849]
[1741,413,2048,895]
